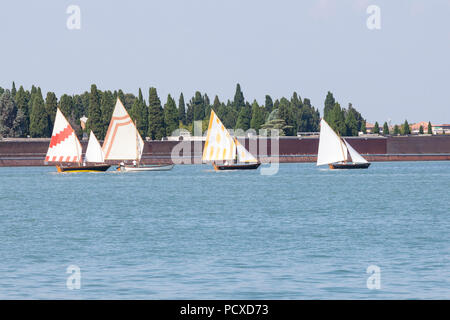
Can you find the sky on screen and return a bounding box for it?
[1,0,449,124]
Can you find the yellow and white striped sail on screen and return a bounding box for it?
[202,110,236,162]
[235,138,258,163]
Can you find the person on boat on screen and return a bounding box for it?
[132,160,137,167]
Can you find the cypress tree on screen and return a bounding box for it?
[129,88,148,138]
[45,92,58,127]
[148,87,165,140]
[235,102,252,131]
[373,122,380,134]
[345,109,359,136]
[324,91,335,122]
[329,103,346,136]
[11,81,16,97]
[401,120,410,135]
[178,93,186,125]
[88,84,103,138]
[192,91,205,121]
[427,121,433,134]
[265,95,273,114]
[100,90,115,138]
[164,94,179,137]
[383,122,389,135]
[393,125,400,135]
[250,100,266,132]
[233,83,245,112]
[29,90,50,137]
[361,121,367,134]
[419,125,424,134]
[0,90,18,137]
[15,86,30,136]
[186,96,194,125]
[59,94,73,119]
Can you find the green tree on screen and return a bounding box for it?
[29,90,50,137]
[419,125,424,134]
[427,121,432,134]
[235,102,252,131]
[345,109,359,136]
[361,121,367,134]
[45,92,58,127]
[191,91,205,121]
[15,86,30,136]
[323,91,335,122]
[373,121,380,134]
[129,88,148,138]
[383,122,389,135]
[233,83,245,112]
[265,95,273,114]
[164,94,179,137]
[250,100,266,132]
[11,81,16,97]
[178,93,186,125]
[148,87,165,140]
[401,120,410,135]
[100,90,115,138]
[328,103,346,135]
[0,90,18,137]
[393,125,400,135]
[87,84,103,138]
[59,94,73,119]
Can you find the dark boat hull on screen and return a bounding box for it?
[329,163,371,169]
[213,163,261,171]
[56,164,111,173]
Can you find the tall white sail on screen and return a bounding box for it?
[202,110,236,162]
[46,108,82,163]
[85,131,105,163]
[102,98,144,161]
[236,138,258,163]
[343,139,368,164]
[316,119,348,166]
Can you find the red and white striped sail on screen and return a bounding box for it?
[45,108,82,163]
[202,110,236,162]
[102,98,144,161]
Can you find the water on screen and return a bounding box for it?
[0,162,449,299]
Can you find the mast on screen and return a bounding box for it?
[135,119,139,166]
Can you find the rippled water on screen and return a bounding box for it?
[0,162,449,299]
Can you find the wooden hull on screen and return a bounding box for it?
[118,164,174,172]
[213,163,261,171]
[56,164,111,173]
[329,163,371,169]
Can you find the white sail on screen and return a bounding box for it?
[316,119,348,166]
[102,98,144,161]
[343,139,368,164]
[85,131,104,163]
[202,110,236,161]
[46,108,82,163]
[236,138,258,163]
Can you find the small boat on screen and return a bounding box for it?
[203,110,260,171]
[46,108,111,173]
[102,98,174,172]
[317,119,370,169]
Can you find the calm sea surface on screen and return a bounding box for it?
[0,162,449,299]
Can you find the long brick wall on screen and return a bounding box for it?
[1,136,450,166]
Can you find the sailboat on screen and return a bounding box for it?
[202,110,260,171]
[102,98,174,172]
[45,108,111,172]
[317,119,370,169]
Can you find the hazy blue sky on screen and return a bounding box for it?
[1,0,449,124]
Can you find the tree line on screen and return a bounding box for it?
[1,82,370,140]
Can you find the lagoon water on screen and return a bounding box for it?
[0,162,449,299]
